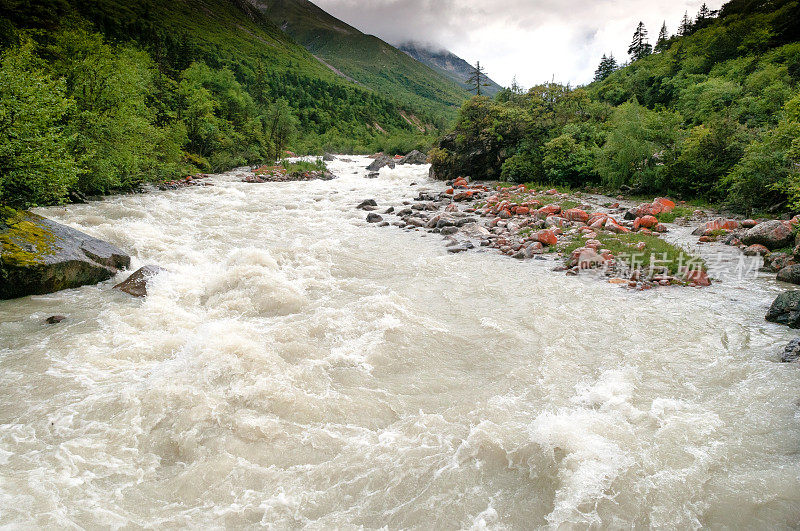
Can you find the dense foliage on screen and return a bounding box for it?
[0,0,441,207]
[431,0,800,214]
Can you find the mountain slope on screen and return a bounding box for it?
[399,42,503,97]
[1,0,441,143]
[249,0,469,122]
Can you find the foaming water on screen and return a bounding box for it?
[1,157,799,528]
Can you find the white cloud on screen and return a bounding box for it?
[313,0,726,87]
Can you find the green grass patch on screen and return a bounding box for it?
[280,158,326,173]
[656,206,695,223]
[562,232,705,275]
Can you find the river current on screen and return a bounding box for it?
[0,157,798,528]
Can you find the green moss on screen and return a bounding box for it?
[0,207,57,267]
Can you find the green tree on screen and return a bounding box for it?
[628,22,653,62]
[655,22,670,53]
[594,54,618,81]
[467,61,490,96]
[597,101,682,189]
[0,38,77,207]
[266,98,297,161]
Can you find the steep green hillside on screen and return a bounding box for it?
[250,0,469,123]
[430,0,800,214]
[398,42,503,97]
[0,0,442,207]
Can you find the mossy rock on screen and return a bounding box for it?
[0,207,130,299]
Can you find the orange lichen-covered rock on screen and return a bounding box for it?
[564,208,589,223]
[535,229,558,246]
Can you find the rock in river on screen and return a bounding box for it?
[777,264,800,285]
[766,291,800,328]
[398,150,427,165]
[0,207,130,300]
[113,265,165,297]
[366,155,396,172]
[781,339,800,362]
[741,220,794,250]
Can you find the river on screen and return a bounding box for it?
[1,157,798,528]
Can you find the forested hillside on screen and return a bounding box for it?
[0,0,443,207]
[430,0,800,214]
[250,0,469,122]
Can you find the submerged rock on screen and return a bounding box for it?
[45,315,66,324]
[113,265,165,297]
[0,207,130,300]
[766,291,800,328]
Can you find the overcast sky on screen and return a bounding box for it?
[313,0,725,87]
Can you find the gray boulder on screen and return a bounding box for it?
[781,339,800,362]
[777,264,800,285]
[398,150,427,165]
[1,207,130,300]
[323,153,335,161]
[741,220,794,250]
[766,291,800,328]
[366,213,383,223]
[366,155,395,172]
[113,265,165,297]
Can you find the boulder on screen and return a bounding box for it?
[366,213,383,223]
[741,220,793,250]
[692,218,741,236]
[564,208,589,223]
[766,291,800,328]
[357,199,378,210]
[535,229,558,246]
[777,264,800,285]
[323,153,335,161]
[781,339,800,362]
[743,244,770,256]
[1,207,130,300]
[113,265,165,297]
[45,315,66,324]
[366,155,396,172]
[567,248,605,269]
[398,150,427,165]
[634,215,659,229]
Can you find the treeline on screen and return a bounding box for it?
[430,0,800,214]
[0,0,438,208]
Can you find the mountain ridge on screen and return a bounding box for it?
[398,41,503,97]
[248,0,469,122]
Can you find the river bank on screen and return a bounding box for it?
[1,156,799,527]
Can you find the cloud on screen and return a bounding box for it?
[313,0,725,87]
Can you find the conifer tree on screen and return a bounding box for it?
[628,22,652,62]
[594,53,618,81]
[654,22,669,52]
[694,3,714,31]
[679,11,693,36]
[467,61,490,96]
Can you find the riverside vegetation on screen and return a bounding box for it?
[0,0,444,209]
[429,0,800,216]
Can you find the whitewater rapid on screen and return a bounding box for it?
[0,157,798,528]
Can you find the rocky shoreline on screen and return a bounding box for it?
[360,177,714,289]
